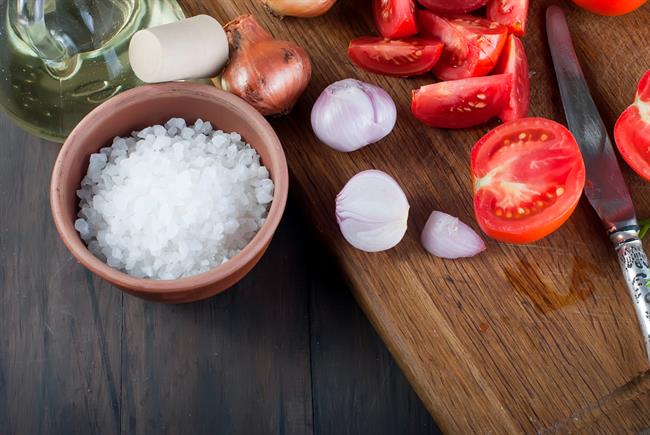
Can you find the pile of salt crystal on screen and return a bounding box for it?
[75,118,274,280]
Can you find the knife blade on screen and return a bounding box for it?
[547,6,650,363]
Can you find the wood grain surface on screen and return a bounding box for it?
[0,110,440,434]
[181,0,650,432]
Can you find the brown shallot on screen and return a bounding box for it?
[262,0,336,18]
[217,14,312,116]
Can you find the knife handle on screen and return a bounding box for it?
[611,228,650,362]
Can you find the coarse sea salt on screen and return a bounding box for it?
[75,118,274,280]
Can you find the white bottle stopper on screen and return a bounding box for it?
[129,15,229,83]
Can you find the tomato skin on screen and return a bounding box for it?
[417,0,488,14]
[412,74,512,129]
[418,11,507,80]
[494,35,529,122]
[487,0,529,36]
[348,37,444,77]
[374,0,418,38]
[614,70,650,180]
[570,0,647,16]
[471,118,586,244]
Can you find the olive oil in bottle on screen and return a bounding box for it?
[0,0,185,142]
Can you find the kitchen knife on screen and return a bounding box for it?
[547,6,650,363]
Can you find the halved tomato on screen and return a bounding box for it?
[418,11,507,80]
[412,74,512,129]
[487,0,529,36]
[494,35,529,122]
[348,37,444,77]
[471,118,586,244]
[418,0,488,14]
[448,16,508,76]
[614,70,650,180]
[374,0,418,39]
[570,0,647,16]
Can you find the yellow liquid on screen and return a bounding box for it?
[0,0,185,142]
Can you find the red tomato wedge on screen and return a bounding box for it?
[487,0,529,36]
[374,0,418,39]
[418,11,507,80]
[348,37,443,77]
[471,118,586,244]
[494,35,529,122]
[418,0,488,14]
[418,11,480,80]
[411,74,512,129]
[614,70,650,180]
[448,16,508,76]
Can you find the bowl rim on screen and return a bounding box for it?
[50,82,289,293]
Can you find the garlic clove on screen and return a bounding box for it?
[421,211,486,259]
[336,170,409,252]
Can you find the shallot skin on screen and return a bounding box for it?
[263,0,337,17]
[221,15,312,116]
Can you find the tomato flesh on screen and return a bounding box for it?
[374,0,418,39]
[494,35,529,122]
[614,70,650,180]
[570,0,647,16]
[487,0,529,36]
[418,11,479,80]
[449,16,508,76]
[348,37,443,77]
[418,0,488,13]
[471,118,586,244]
[418,11,507,80]
[412,74,512,129]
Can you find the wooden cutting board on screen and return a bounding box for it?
[183,0,650,432]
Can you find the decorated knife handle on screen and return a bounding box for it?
[610,227,650,363]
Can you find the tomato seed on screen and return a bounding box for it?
[556,187,565,196]
[476,94,486,100]
[540,134,549,141]
[499,0,514,13]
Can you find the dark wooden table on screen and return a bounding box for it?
[0,112,441,434]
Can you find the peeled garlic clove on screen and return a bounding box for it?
[336,170,409,252]
[421,211,486,259]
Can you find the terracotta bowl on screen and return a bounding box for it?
[50,83,289,303]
